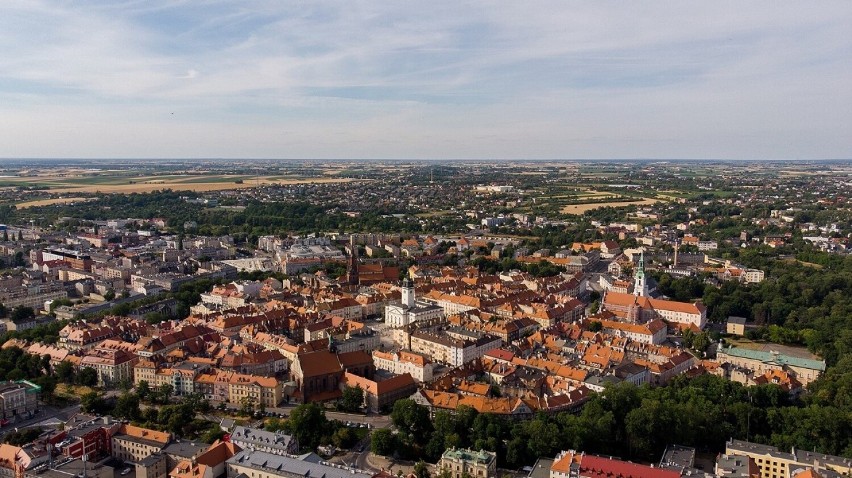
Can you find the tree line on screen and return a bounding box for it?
[370,373,851,468]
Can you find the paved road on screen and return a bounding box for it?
[0,403,81,439]
[212,401,392,429]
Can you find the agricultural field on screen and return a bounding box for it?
[16,197,95,208]
[0,169,362,195]
[560,197,663,214]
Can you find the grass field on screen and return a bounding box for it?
[16,197,95,208]
[560,198,663,214]
[55,383,96,400]
[2,172,362,194]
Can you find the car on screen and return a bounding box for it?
[121,468,132,476]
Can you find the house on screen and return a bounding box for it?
[439,448,497,478]
[550,450,680,478]
[111,424,171,463]
[716,346,825,386]
[0,381,40,421]
[342,372,417,413]
[725,439,852,478]
[372,349,436,383]
[228,426,296,456]
[225,449,371,478]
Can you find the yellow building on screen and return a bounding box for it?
[112,424,171,463]
[725,439,851,478]
[439,448,497,478]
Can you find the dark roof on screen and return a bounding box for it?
[297,350,343,377]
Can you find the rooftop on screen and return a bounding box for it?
[720,347,826,372]
[227,449,371,478]
[441,447,496,466]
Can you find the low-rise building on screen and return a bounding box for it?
[439,448,497,478]
[716,346,826,386]
[0,381,40,420]
[725,439,852,478]
[226,449,371,478]
[111,424,171,464]
[228,426,297,456]
[372,349,435,382]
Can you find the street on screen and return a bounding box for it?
[0,403,81,440]
[211,400,392,429]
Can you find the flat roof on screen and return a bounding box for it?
[720,346,826,372]
[228,450,371,478]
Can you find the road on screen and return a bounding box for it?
[0,403,81,440]
[211,401,392,429]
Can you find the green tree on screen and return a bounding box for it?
[371,428,397,456]
[4,428,42,446]
[10,306,34,323]
[284,403,329,452]
[239,396,256,416]
[413,461,431,478]
[338,385,364,413]
[77,367,98,387]
[114,392,141,421]
[331,427,358,449]
[692,332,711,355]
[390,399,433,441]
[55,360,75,383]
[157,383,174,403]
[80,391,109,414]
[136,380,151,401]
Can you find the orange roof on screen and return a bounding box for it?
[116,424,171,446]
[196,441,241,467]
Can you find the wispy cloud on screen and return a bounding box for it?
[0,1,850,159]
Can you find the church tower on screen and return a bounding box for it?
[401,273,415,307]
[634,251,649,297]
[346,236,359,286]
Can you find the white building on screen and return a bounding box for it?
[384,277,444,327]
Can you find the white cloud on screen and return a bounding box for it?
[0,1,850,159]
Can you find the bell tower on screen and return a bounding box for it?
[634,251,649,297]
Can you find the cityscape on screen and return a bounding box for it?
[1,2,851,478]
[0,159,849,478]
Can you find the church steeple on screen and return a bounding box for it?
[634,251,649,297]
[346,236,359,286]
[401,272,415,307]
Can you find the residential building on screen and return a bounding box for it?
[725,439,852,478]
[80,348,138,387]
[550,450,680,478]
[372,349,435,382]
[342,372,418,413]
[596,318,667,345]
[228,426,297,456]
[225,449,371,478]
[0,381,40,420]
[111,424,171,463]
[716,347,826,386]
[410,330,501,367]
[138,453,168,478]
[439,448,497,478]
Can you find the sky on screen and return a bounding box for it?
[0,1,851,160]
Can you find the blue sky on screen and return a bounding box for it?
[0,1,850,160]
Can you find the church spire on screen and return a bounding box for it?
[401,271,415,307]
[634,250,649,297]
[346,235,359,286]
